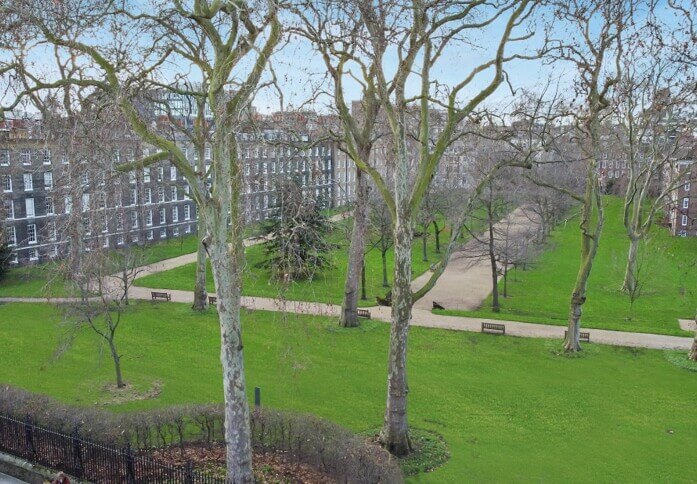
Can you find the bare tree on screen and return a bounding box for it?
[547,0,632,352]
[294,0,538,455]
[1,1,281,480]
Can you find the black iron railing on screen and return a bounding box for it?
[0,414,223,483]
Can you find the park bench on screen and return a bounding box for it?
[565,330,590,343]
[481,322,506,335]
[357,309,371,319]
[208,296,217,305]
[151,291,171,302]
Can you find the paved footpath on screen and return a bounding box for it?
[2,208,692,352]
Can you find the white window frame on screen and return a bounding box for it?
[45,197,54,215]
[1,175,11,192]
[184,204,191,220]
[23,173,33,191]
[29,248,39,261]
[44,171,53,190]
[0,149,9,166]
[25,198,35,218]
[27,223,37,244]
[172,206,179,222]
[159,207,166,225]
[20,149,31,165]
[42,149,51,165]
[683,198,689,209]
[682,214,688,226]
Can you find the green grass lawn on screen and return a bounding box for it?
[1,301,696,482]
[440,197,697,336]
[135,222,450,306]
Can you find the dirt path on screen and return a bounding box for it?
[411,206,539,311]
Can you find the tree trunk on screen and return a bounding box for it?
[621,236,639,294]
[340,168,369,327]
[121,268,129,306]
[421,226,428,262]
[108,339,124,388]
[564,159,603,353]
[503,264,508,298]
[690,331,697,362]
[192,226,209,311]
[488,216,500,313]
[379,210,412,457]
[433,220,441,253]
[361,258,368,300]
[381,249,389,288]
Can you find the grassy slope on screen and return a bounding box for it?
[135,221,450,307]
[1,302,696,482]
[439,197,697,336]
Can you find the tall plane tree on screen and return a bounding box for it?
[548,0,632,352]
[1,1,280,480]
[295,0,538,455]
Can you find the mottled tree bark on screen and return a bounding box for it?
[108,338,124,388]
[621,235,640,295]
[380,212,413,456]
[432,220,441,253]
[340,168,369,327]
[192,224,209,311]
[487,211,500,313]
[381,250,389,288]
[421,224,428,262]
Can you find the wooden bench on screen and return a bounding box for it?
[565,330,590,343]
[357,309,371,319]
[481,322,506,335]
[208,296,217,305]
[151,291,171,302]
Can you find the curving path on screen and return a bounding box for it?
[2,208,693,351]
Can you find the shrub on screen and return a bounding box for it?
[0,386,403,483]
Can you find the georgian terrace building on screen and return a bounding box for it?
[1,115,353,266]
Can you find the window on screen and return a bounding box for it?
[50,245,58,258]
[64,196,72,214]
[682,215,688,226]
[45,197,54,215]
[159,207,166,224]
[683,198,690,209]
[7,226,16,246]
[129,171,136,184]
[1,175,11,192]
[116,214,124,231]
[145,188,152,204]
[43,172,53,190]
[132,234,139,243]
[102,236,109,248]
[172,206,179,222]
[82,193,90,211]
[4,200,14,219]
[42,149,51,165]
[23,173,33,191]
[171,186,178,201]
[83,216,91,235]
[20,149,31,165]
[117,234,124,245]
[205,146,211,160]
[158,166,164,181]
[143,168,150,183]
[25,198,35,218]
[27,223,37,244]
[184,184,190,199]
[98,192,106,210]
[146,210,153,226]
[29,248,39,261]
[127,149,135,162]
[81,172,89,186]
[685,182,691,192]
[0,149,9,166]
[185,224,192,234]
[184,204,191,220]
[171,166,177,181]
[132,212,139,229]
[158,186,165,203]
[47,221,57,241]
[173,226,179,237]
[159,228,167,239]
[130,189,137,206]
[147,230,154,240]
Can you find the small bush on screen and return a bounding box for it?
[0,385,403,483]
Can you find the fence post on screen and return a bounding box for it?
[23,415,36,461]
[125,443,136,484]
[184,460,194,484]
[71,426,84,478]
